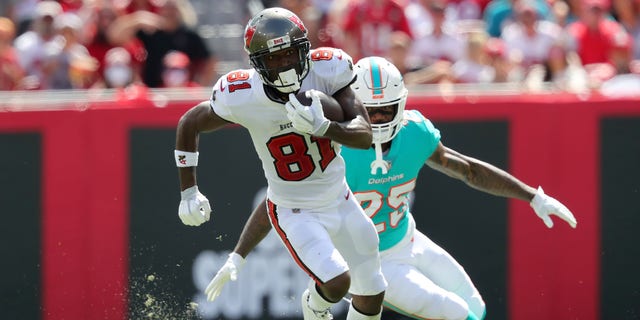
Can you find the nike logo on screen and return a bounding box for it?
[345,191,350,200]
[220,84,226,92]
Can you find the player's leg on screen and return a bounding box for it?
[301,275,349,319]
[348,292,385,320]
[381,260,473,320]
[411,230,486,319]
[266,200,350,318]
[331,192,388,319]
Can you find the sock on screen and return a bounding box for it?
[307,281,334,311]
[346,303,382,320]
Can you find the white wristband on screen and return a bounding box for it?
[175,150,199,167]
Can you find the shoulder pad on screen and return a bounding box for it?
[309,47,356,91]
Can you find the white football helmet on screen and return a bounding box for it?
[351,56,408,144]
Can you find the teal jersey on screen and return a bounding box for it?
[342,110,441,251]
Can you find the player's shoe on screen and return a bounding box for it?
[301,289,333,320]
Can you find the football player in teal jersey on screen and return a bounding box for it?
[204,56,577,320]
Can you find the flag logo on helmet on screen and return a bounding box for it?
[288,15,307,33]
[244,26,256,50]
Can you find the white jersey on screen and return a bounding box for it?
[210,48,356,209]
[501,20,563,68]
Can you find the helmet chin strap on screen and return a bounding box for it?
[370,142,389,175]
[274,68,300,93]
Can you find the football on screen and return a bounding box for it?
[294,90,345,122]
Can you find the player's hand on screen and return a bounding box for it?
[178,185,211,226]
[285,90,330,136]
[530,186,577,228]
[205,252,246,301]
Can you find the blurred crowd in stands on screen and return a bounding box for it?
[1,0,640,97]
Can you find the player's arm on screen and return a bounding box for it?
[176,101,229,190]
[174,101,230,226]
[205,198,273,301]
[233,199,272,258]
[426,142,577,228]
[106,10,163,46]
[426,142,535,200]
[324,85,372,149]
[286,85,372,149]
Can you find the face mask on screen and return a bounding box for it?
[163,68,188,87]
[273,68,300,93]
[105,65,132,88]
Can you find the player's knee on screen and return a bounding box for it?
[347,216,379,255]
[319,271,350,302]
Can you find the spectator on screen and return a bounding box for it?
[57,0,85,13]
[13,0,63,89]
[108,0,216,87]
[600,61,640,97]
[8,0,38,36]
[42,12,92,89]
[484,36,525,82]
[386,31,413,75]
[278,0,325,48]
[100,47,137,89]
[550,0,573,27]
[553,0,615,27]
[84,2,145,84]
[387,30,456,87]
[324,0,352,47]
[483,0,551,37]
[451,29,497,83]
[543,44,589,92]
[309,0,339,47]
[341,0,413,61]
[118,0,162,14]
[609,30,635,74]
[566,0,631,79]
[98,46,150,103]
[405,0,436,40]
[448,0,485,21]
[161,50,201,88]
[611,0,640,60]
[406,0,484,38]
[501,0,564,70]
[599,32,640,97]
[0,16,25,90]
[407,0,466,70]
[67,50,100,89]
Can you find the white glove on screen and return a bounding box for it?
[205,252,246,301]
[285,90,330,136]
[178,185,211,226]
[530,186,577,228]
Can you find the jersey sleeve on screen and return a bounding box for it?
[310,47,356,95]
[209,73,238,123]
[209,77,236,122]
[406,109,441,158]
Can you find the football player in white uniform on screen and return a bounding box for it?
[203,57,578,320]
[174,7,387,320]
